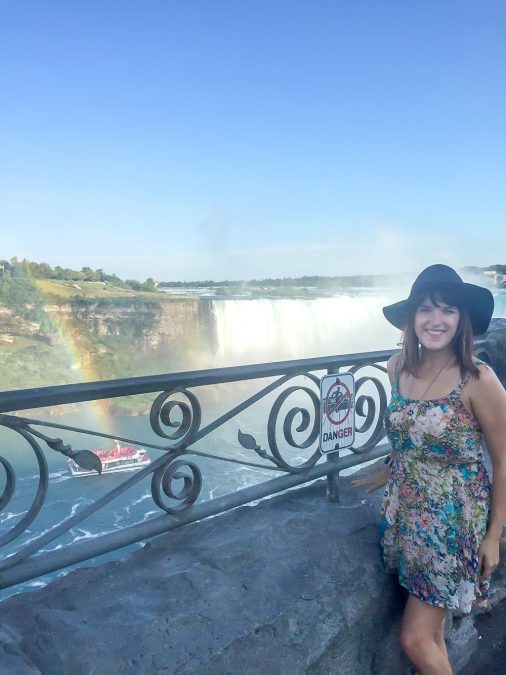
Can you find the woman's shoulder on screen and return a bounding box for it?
[478,364,501,385]
[467,359,504,396]
[465,360,506,422]
[472,357,496,380]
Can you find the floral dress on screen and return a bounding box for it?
[381,359,491,613]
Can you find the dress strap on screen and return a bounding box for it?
[456,374,471,392]
[457,358,485,393]
[392,354,401,394]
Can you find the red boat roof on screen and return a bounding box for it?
[94,446,138,461]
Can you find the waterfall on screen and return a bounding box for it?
[211,294,401,365]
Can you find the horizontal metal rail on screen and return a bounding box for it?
[0,349,396,412]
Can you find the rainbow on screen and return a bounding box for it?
[35,286,116,438]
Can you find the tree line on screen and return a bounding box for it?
[1,258,503,297]
[0,258,157,292]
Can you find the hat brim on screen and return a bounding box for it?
[383,282,494,335]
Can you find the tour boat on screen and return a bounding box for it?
[67,441,151,477]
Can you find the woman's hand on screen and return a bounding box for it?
[478,533,500,579]
[351,467,390,494]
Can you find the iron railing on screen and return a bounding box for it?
[0,349,396,590]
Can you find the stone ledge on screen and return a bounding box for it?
[1,461,504,674]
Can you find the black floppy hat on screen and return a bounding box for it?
[382,264,494,336]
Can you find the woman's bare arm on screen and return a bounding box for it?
[469,365,506,577]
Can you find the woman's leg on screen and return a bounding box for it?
[399,594,452,675]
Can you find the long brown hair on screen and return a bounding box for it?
[400,287,480,379]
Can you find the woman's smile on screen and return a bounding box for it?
[425,328,446,339]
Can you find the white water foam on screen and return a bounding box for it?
[69,500,87,518]
[131,492,151,507]
[0,510,28,525]
[69,528,95,543]
[141,510,159,522]
[23,527,52,547]
[49,470,71,484]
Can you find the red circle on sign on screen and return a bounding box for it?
[325,380,352,425]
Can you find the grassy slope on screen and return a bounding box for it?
[34,279,170,301]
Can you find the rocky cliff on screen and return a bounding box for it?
[50,298,216,352]
[0,297,217,393]
[476,318,506,387]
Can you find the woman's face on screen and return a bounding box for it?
[414,295,460,352]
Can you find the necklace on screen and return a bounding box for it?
[407,355,454,401]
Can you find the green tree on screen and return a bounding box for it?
[141,278,156,292]
[0,262,45,322]
[28,261,53,278]
[81,266,98,281]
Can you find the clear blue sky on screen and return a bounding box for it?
[1,1,505,281]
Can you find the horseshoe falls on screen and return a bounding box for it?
[211,295,400,364]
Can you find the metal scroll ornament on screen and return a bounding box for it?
[151,454,202,513]
[239,375,321,473]
[150,389,201,446]
[347,365,388,453]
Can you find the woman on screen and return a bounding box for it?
[353,264,506,675]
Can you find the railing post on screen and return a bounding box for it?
[326,365,340,502]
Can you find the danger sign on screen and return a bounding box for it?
[320,373,355,453]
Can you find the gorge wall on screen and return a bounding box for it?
[0,297,217,392]
[54,298,216,352]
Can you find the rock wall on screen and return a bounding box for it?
[0,307,44,343]
[46,297,216,353]
[0,297,216,358]
[475,318,506,387]
[0,297,218,392]
[0,465,505,675]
